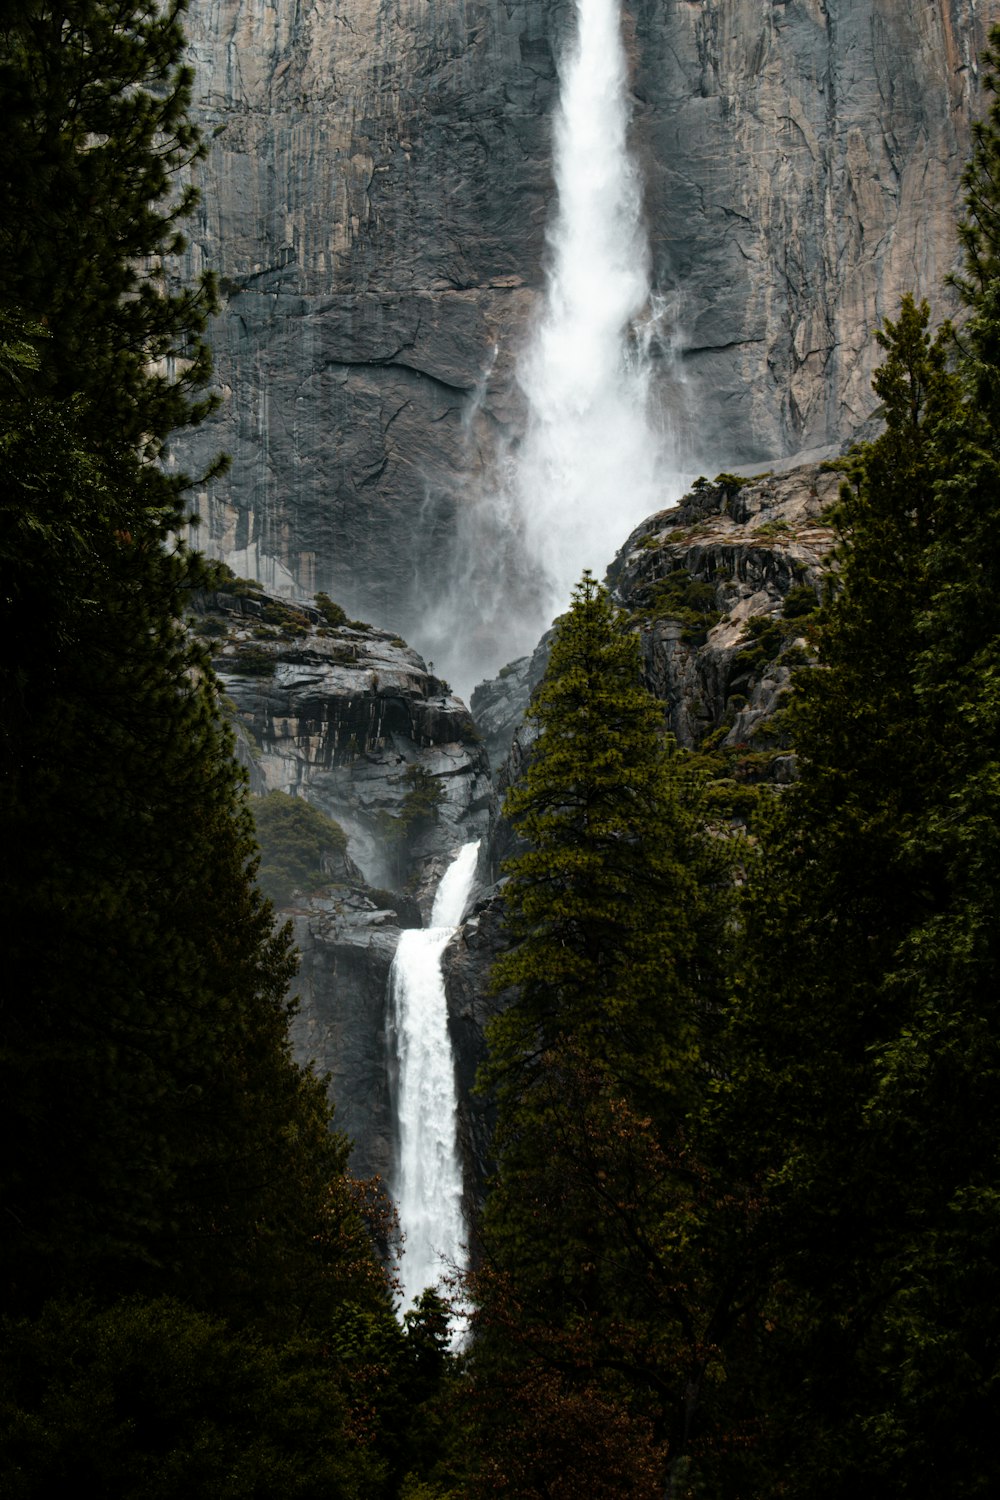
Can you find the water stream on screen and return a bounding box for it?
[389,841,480,1312]
[419,0,683,697]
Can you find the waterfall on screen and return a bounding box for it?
[390,840,480,1313]
[513,0,668,604]
[418,0,683,698]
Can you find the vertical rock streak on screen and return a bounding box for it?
[390,840,480,1310]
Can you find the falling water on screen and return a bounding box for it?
[390,840,480,1312]
[513,0,670,600]
[418,0,683,697]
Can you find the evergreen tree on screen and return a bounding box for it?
[0,0,218,455]
[0,10,479,1495]
[0,0,394,1350]
[486,571,728,1120]
[718,45,1000,1489]
[468,574,738,1495]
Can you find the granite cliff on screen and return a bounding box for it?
[173,0,998,650]
[190,582,487,1178]
[448,457,840,1205]
[172,0,1000,1237]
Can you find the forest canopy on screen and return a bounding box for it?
[3,3,1000,1497]
[0,5,424,1495]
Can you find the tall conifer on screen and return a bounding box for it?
[0,3,392,1343]
[0,0,218,455]
[720,36,1000,1490]
[469,574,735,1495]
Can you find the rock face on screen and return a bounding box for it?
[287,887,409,1183]
[631,0,996,463]
[442,887,510,1228]
[175,0,561,629]
[196,585,491,889]
[449,458,839,1204]
[611,463,839,752]
[191,585,488,1178]
[174,0,999,641]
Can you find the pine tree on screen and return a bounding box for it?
[0,0,218,456]
[468,574,737,1495]
[718,49,1000,1489]
[0,5,391,1341]
[486,571,728,1120]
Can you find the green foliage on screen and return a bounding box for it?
[0,0,219,463]
[752,518,793,540]
[781,581,820,619]
[716,229,1000,1491]
[229,643,278,675]
[315,591,349,627]
[487,573,729,1110]
[207,562,265,596]
[0,15,436,1497]
[261,599,310,635]
[636,568,720,641]
[467,574,740,1492]
[953,27,1000,302]
[0,1297,384,1499]
[254,791,348,906]
[0,0,397,1357]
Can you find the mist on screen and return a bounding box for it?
[415,0,688,701]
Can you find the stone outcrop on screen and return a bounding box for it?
[174,0,997,647]
[447,457,838,1201]
[611,462,839,752]
[194,583,491,889]
[191,584,488,1178]
[286,885,410,1183]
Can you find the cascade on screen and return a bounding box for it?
[514,0,672,602]
[420,0,682,697]
[389,840,480,1312]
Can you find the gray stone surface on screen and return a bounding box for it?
[287,889,406,1183]
[172,0,998,647]
[173,0,561,635]
[631,0,995,463]
[611,464,839,750]
[200,587,491,887]
[191,589,489,1180]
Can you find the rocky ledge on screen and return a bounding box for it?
[190,581,491,892]
[612,461,839,759]
[472,458,839,886]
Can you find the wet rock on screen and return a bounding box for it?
[442,885,512,1225]
[285,883,409,1182]
[174,0,990,637]
[196,587,491,888]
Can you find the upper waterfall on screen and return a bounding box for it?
[418,0,684,697]
[514,0,671,598]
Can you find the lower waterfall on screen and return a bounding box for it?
[390,840,480,1314]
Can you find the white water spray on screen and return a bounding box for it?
[514,0,669,600]
[390,841,480,1312]
[418,0,684,696]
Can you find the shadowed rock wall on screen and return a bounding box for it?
[633,0,996,462]
[175,0,565,628]
[175,0,998,678]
